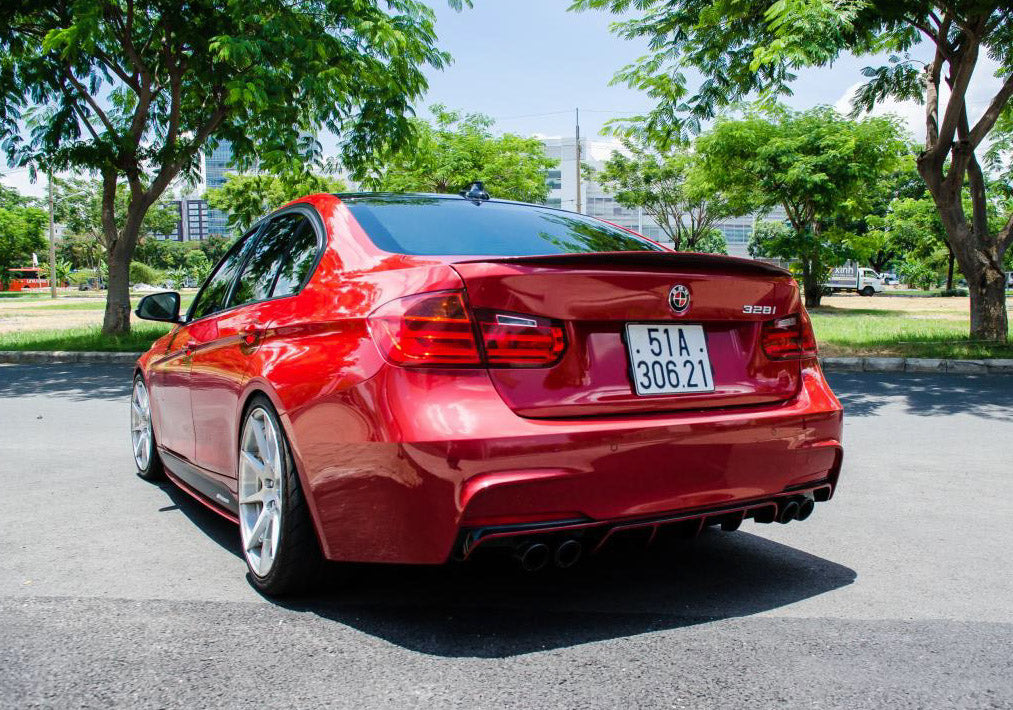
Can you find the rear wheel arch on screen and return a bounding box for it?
[235,383,330,558]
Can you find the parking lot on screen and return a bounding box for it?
[1,364,1011,709]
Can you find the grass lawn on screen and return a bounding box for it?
[1,293,1011,360]
[0,322,173,352]
[810,306,1013,359]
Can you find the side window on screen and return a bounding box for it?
[229,214,308,308]
[187,230,257,321]
[271,219,321,298]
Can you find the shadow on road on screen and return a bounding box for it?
[0,363,131,401]
[160,478,855,658]
[828,372,1013,420]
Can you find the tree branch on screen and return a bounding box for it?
[933,37,979,157]
[998,212,1013,254]
[62,69,120,139]
[969,73,1013,147]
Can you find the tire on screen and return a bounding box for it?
[131,375,165,482]
[860,286,875,297]
[237,395,322,596]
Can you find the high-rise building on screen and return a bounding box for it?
[153,197,209,242]
[203,140,235,238]
[539,136,788,257]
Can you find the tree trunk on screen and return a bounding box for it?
[967,262,1008,341]
[918,150,1008,342]
[801,258,822,308]
[102,242,132,335]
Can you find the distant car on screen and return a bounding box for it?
[131,192,845,595]
[882,273,900,286]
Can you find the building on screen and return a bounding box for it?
[203,140,235,238]
[153,197,209,242]
[539,136,787,258]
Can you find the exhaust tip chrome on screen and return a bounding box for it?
[778,500,800,524]
[554,539,583,569]
[515,542,550,572]
[796,497,815,521]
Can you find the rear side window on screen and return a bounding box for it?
[229,213,309,307]
[188,232,256,321]
[345,198,661,256]
[271,219,321,298]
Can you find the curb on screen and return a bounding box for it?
[0,350,141,365]
[1,351,1012,375]
[821,356,1013,375]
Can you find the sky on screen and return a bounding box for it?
[2,0,1004,197]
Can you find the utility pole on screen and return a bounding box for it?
[575,108,582,214]
[48,169,56,299]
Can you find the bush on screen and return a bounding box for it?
[939,288,969,297]
[68,269,98,286]
[129,261,160,285]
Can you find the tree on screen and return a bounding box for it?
[0,191,47,291]
[695,107,906,307]
[54,177,178,245]
[377,105,557,202]
[0,185,47,288]
[205,172,346,233]
[1,1,457,334]
[571,0,1013,341]
[879,196,954,289]
[587,138,730,251]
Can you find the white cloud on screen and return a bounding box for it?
[835,55,1003,143]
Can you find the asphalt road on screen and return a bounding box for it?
[1,364,1011,709]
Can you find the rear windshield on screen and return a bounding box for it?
[344,197,662,256]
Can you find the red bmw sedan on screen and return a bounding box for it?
[131,190,843,595]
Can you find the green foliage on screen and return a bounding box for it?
[0,0,457,333]
[205,172,345,233]
[57,233,105,270]
[55,259,72,284]
[376,106,557,203]
[696,106,906,305]
[184,250,212,283]
[52,178,178,243]
[692,228,728,255]
[571,0,1013,340]
[588,137,730,250]
[129,261,162,286]
[0,186,47,288]
[167,268,189,291]
[899,259,940,291]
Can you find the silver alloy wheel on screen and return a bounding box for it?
[239,407,284,577]
[130,379,153,470]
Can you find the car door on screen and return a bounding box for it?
[146,323,197,462]
[189,210,321,480]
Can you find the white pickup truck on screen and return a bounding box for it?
[826,264,886,296]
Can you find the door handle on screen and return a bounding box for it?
[240,322,264,348]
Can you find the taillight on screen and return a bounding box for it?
[368,291,482,366]
[368,291,567,368]
[761,311,818,360]
[476,312,566,367]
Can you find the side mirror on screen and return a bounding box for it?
[135,291,181,323]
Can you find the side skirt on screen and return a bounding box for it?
[159,448,239,521]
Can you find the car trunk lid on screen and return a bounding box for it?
[452,252,803,418]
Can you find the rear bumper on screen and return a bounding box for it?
[456,481,834,560]
[293,361,843,565]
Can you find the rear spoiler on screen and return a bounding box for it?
[456,251,792,278]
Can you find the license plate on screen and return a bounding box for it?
[624,323,716,396]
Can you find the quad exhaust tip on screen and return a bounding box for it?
[554,539,583,569]
[796,497,815,521]
[515,542,551,572]
[777,500,801,524]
